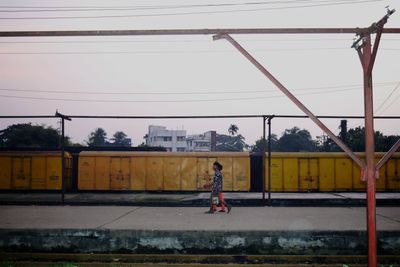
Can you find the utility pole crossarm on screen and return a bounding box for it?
[0,28,399,37]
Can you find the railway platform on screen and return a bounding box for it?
[0,192,399,206]
[0,205,399,264]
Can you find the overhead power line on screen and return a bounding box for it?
[0,0,371,12]
[0,81,396,96]
[375,82,400,114]
[0,0,382,20]
[0,87,372,103]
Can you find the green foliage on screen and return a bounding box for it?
[276,127,317,152]
[251,134,278,152]
[320,125,399,152]
[216,133,248,152]
[86,128,108,147]
[0,123,61,148]
[110,131,131,147]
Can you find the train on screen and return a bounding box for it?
[0,150,399,192]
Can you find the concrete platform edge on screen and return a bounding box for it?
[0,229,399,255]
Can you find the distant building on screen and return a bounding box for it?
[146,125,187,152]
[186,131,216,152]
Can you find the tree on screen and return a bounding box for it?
[228,124,239,136]
[216,133,249,152]
[87,128,107,147]
[0,123,62,148]
[111,131,131,147]
[277,127,317,152]
[251,134,278,152]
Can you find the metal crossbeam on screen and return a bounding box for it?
[0,28,399,37]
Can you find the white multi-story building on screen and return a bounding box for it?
[146,125,187,152]
[186,131,216,152]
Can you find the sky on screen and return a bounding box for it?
[0,0,399,146]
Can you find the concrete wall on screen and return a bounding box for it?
[1,229,399,255]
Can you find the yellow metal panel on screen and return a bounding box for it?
[12,157,31,189]
[196,157,215,191]
[0,157,12,189]
[95,157,110,190]
[131,157,146,190]
[163,157,181,190]
[45,157,62,190]
[319,158,335,191]
[218,157,233,191]
[352,159,366,191]
[374,158,386,191]
[181,157,197,190]
[110,157,130,190]
[386,159,400,191]
[78,157,95,190]
[146,157,163,190]
[266,158,283,192]
[233,157,250,191]
[283,158,298,191]
[299,159,319,191]
[335,158,353,191]
[31,157,46,189]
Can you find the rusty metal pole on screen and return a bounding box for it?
[61,117,65,204]
[267,116,273,206]
[262,116,266,206]
[362,34,377,267]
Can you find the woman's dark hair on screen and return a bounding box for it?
[213,161,223,171]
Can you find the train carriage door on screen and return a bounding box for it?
[0,156,11,189]
[299,158,319,191]
[197,157,216,191]
[387,158,400,191]
[110,157,130,190]
[146,157,163,191]
[163,157,181,190]
[218,157,233,191]
[12,156,31,189]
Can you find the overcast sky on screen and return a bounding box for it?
[0,0,399,146]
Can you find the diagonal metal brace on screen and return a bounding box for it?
[214,33,365,169]
[376,138,400,170]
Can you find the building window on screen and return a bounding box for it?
[177,136,186,141]
[163,136,172,141]
[177,147,186,152]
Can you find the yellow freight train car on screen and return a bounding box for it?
[0,151,72,190]
[265,152,400,192]
[78,152,251,191]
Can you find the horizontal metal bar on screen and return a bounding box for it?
[0,28,399,37]
[0,116,57,118]
[0,115,399,119]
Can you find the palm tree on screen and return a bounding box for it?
[228,124,239,136]
[87,128,107,146]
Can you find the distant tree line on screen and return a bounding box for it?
[0,121,398,152]
[0,124,131,148]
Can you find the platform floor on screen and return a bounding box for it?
[1,205,399,231]
[0,192,399,206]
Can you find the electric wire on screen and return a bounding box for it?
[0,0,382,20]
[375,82,400,114]
[0,87,373,103]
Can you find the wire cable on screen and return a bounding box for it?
[0,0,368,12]
[0,82,396,96]
[0,87,365,103]
[0,0,382,20]
[375,82,400,114]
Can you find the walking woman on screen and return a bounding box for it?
[207,161,232,214]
